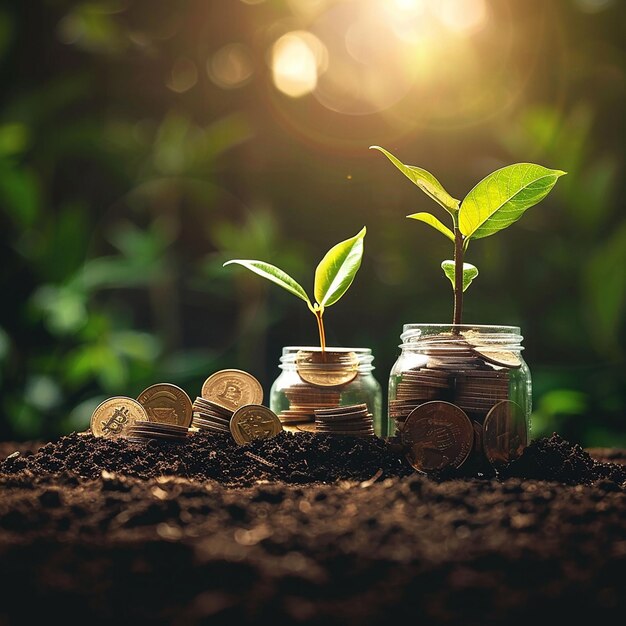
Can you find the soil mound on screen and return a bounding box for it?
[1,431,625,486]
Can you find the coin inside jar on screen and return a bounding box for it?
[229,404,283,445]
[90,397,148,438]
[202,369,263,412]
[401,401,474,472]
[483,400,528,467]
[295,350,359,387]
[471,348,522,369]
[137,383,193,428]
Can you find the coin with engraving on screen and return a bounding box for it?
[90,397,148,438]
[229,404,283,445]
[401,401,473,472]
[202,369,263,411]
[295,350,359,387]
[483,400,528,467]
[472,348,521,369]
[137,383,193,428]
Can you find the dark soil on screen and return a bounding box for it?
[0,432,625,625]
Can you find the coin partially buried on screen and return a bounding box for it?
[401,401,474,472]
[137,383,193,428]
[90,397,148,438]
[202,369,263,412]
[483,400,528,467]
[229,404,283,446]
[295,350,359,387]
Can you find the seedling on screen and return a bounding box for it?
[371,147,566,325]
[224,227,366,352]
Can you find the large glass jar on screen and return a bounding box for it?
[270,347,383,435]
[387,325,531,470]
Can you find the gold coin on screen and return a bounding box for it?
[483,400,528,467]
[295,350,359,387]
[472,348,521,369]
[137,383,193,428]
[90,397,148,438]
[401,401,473,473]
[202,369,263,411]
[229,404,283,446]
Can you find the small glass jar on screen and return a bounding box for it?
[387,325,531,469]
[270,347,383,435]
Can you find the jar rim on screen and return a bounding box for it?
[282,346,372,355]
[402,324,521,333]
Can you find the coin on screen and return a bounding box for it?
[202,369,263,411]
[483,400,528,467]
[295,350,359,387]
[401,401,473,472]
[472,348,522,369]
[137,383,193,428]
[229,404,283,445]
[314,403,375,437]
[90,397,148,438]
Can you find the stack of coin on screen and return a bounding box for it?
[389,332,518,437]
[314,403,375,437]
[295,350,359,387]
[191,397,233,434]
[279,384,342,432]
[127,420,188,442]
[454,370,509,415]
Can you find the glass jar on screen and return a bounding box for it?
[387,325,531,469]
[270,347,383,435]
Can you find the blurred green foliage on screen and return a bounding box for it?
[0,0,624,445]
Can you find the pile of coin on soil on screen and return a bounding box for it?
[390,332,528,473]
[90,369,282,446]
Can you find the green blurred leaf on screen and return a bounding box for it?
[0,326,9,362]
[314,227,366,308]
[24,375,63,411]
[460,164,565,240]
[441,260,478,292]
[583,220,626,356]
[109,330,161,362]
[370,146,460,214]
[0,163,41,227]
[223,260,312,307]
[407,212,454,242]
[0,123,30,156]
[31,284,88,335]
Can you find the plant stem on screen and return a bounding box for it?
[315,309,327,352]
[453,223,464,328]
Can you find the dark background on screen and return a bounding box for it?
[0,0,624,445]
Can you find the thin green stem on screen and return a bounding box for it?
[453,221,464,329]
[314,309,327,352]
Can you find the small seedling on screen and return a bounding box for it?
[371,146,566,325]
[224,227,366,351]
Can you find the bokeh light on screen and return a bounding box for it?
[433,0,488,35]
[208,43,254,89]
[271,31,327,98]
[166,57,198,93]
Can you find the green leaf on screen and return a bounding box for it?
[314,227,366,308]
[459,163,566,240]
[370,146,460,214]
[441,260,479,292]
[223,259,312,306]
[407,212,455,242]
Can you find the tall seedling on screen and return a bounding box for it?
[371,147,565,325]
